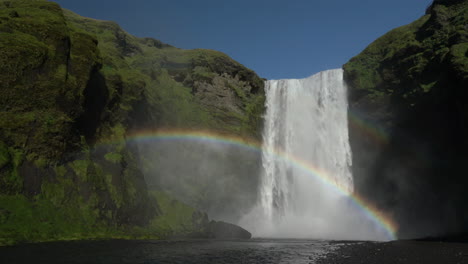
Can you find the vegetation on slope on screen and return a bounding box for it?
[0,0,264,245]
[63,9,265,138]
[344,0,468,238]
[345,0,466,112]
[62,8,265,221]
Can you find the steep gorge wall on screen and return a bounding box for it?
[344,0,468,238]
[0,0,264,244]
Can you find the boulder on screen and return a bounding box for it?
[206,220,252,239]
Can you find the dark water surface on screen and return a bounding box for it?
[0,239,344,264]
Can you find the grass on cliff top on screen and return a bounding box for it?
[345,0,467,95]
[63,8,244,74]
[63,6,264,139]
[344,15,431,92]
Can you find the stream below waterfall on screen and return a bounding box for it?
[3,239,467,264]
[0,239,343,264]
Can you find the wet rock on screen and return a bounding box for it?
[206,220,252,239]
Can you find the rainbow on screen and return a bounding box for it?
[99,128,398,240]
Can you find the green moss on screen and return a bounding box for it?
[0,148,25,195]
[0,0,265,245]
[69,159,88,182]
[32,157,48,168]
[107,175,123,208]
[0,193,130,246]
[421,81,438,93]
[122,169,137,202]
[0,187,199,245]
[0,144,21,195]
[450,43,468,75]
[143,69,214,127]
[149,190,195,234]
[41,180,67,207]
[0,32,48,87]
[192,66,217,82]
[62,5,264,139]
[344,15,430,93]
[54,165,67,178]
[227,81,247,100]
[344,0,467,106]
[104,152,122,163]
[0,142,10,169]
[243,94,266,139]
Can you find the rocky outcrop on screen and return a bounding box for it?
[206,220,252,239]
[0,0,261,244]
[344,0,467,238]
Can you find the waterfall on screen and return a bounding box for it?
[260,69,353,217]
[241,69,389,241]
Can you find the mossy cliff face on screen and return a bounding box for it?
[0,0,158,245]
[0,0,264,244]
[61,9,264,138]
[344,0,468,238]
[62,8,265,222]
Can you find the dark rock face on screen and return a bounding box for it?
[344,0,467,238]
[426,0,467,14]
[206,220,252,239]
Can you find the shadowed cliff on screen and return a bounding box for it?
[344,0,468,238]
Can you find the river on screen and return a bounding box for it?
[0,239,346,264]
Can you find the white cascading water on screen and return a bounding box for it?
[241,69,389,241]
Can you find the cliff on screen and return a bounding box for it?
[0,0,264,245]
[344,0,467,238]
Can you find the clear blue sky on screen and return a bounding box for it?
[53,0,432,79]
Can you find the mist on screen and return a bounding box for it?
[348,87,468,239]
[238,69,391,241]
[136,138,262,223]
[135,69,394,241]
